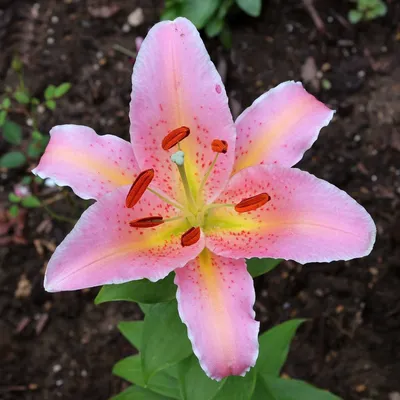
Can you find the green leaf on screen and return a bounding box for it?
[2,120,22,145]
[21,176,32,185]
[44,85,56,100]
[13,91,30,104]
[27,135,49,159]
[2,98,11,109]
[45,99,56,110]
[256,319,306,377]
[236,0,262,17]
[375,2,388,17]
[177,355,224,400]
[348,9,363,24]
[219,26,232,49]
[142,301,192,381]
[213,368,257,399]
[261,375,341,400]
[54,82,71,98]
[32,130,43,140]
[180,0,220,29]
[11,57,23,73]
[0,151,26,168]
[205,17,224,38]
[118,321,144,350]
[113,355,180,399]
[9,204,19,218]
[111,385,174,400]
[21,195,41,208]
[95,272,176,304]
[0,110,7,127]
[246,258,282,278]
[251,375,270,399]
[31,97,40,106]
[161,5,182,21]
[8,193,21,203]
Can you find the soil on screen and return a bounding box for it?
[1,0,399,399]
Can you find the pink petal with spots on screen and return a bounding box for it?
[175,250,259,380]
[44,186,205,292]
[129,17,236,204]
[233,81,334,173]
[206,165,376,263]
[32,125,139,200]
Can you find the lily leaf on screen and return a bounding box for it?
[246,258,282,277]
[95,272,176,304]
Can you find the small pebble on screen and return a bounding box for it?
[122,23,131,33]
[51,15,59,24]
[55,379,63,387]
[127,8,144,27]
[53,364,62,373]
[354,134,361,142]
[371,175,377,182]
[81,370,88,377]
[47,37,55,45]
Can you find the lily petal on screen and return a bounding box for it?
[33,125,138,200]
[129,17,236,204]
[205,165,376,263]
[45,186,205,292]
[175,249,259,380]
[233,82,334,173]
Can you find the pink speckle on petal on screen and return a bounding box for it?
[215,84,222,94]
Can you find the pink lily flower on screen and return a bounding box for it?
[33,18,375,380]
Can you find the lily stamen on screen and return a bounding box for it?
[162,126,190,150]
[129,216,164,228]
[181,226,201,247]
[235,193,271,213]
[126,169,154,208]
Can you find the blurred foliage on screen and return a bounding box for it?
[0,56,71,217]
[161,0,262,47]
[348,0,387,23]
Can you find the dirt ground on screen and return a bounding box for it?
[1,0,399,399]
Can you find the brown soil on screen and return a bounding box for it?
[1,1,399,399]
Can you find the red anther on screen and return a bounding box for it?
[234,193,271,213]
[125,169,154,208]
[129,216,164,228]
[181,227,201,247]
[211,139,228,154]
[162,126,190,150]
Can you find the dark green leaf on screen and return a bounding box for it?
[111,385,174,400]
[2,120,22,145]
[219,26,232,49]
[261,375,341,400]
[34,176,43,184]
[32,130,43,140]
[21,176,32,185]
[251,375,270,399]
[13,91,30,104]
[177,355,224,400]
[113,355,180,399]
[205,17,224,38]
[0,110,7,126]
[8,193,21,203]
[95,273,176,304]
[246,258,282,278]
[236,0,262,17]
[161,5,182,21]
[2,98,11,109]
[142,301,192,380]
[21,195,41,208]
[31,97,40,106]
[44,85,56,100]
[348,10,363,24]
[11,57,23,73]
[256,319,306,377]
[54,82,71,98]
[27,135,49,159]
[9,204,19,218]
[46,99,56,110]
[118,321,144,350]
[213,368,257,399]
[0,151,26,168]
[180,0,219,29]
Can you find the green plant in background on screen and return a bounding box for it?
[348,0,387,24]
[0,56,71,217]
[96,260,340,400]
[161,0,262,47]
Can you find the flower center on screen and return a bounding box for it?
[125,126,271,247]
